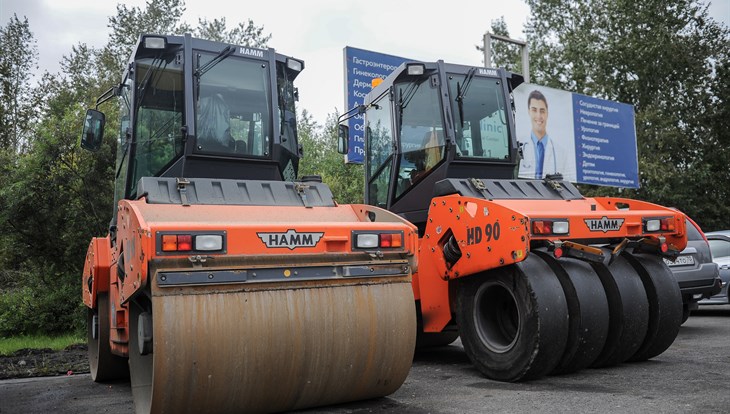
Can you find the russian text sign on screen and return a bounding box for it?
[343,47,409,163]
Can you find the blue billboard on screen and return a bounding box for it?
[343,47,409,163]
[514,83,639,188]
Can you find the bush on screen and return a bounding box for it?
[0,271,84,337]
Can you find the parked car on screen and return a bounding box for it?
[699,230,730,305]
[664,217,721,323]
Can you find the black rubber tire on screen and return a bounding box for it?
[533,250,609,375]
[681,304,691,324]
[87,293,129,381]
[622,252,683,362]
[129,297,153,414]
[590,252,649,368]
[455,254,569,382]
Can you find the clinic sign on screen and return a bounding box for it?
[343,47,409,163]
[514,83,639,188]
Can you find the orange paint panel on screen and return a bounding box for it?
[81,236,111,309]
[485,196,687,251]
[421,195,530,280]
[415,251,453,332]
[121,200,418,260]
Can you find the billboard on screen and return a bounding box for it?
[343,47,409,163]
[514,83,639,188]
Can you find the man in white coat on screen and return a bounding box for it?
[518,90,567,179]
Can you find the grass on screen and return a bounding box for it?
[0,334,84,356]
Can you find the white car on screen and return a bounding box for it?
[700,230,730,305]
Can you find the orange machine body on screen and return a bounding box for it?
[413,193,688,333]
[83,196,418,357]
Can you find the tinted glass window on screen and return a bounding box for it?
[194,53,271,157]
[395,76,444,197]
[686,219,703,241]
[130,54,185,197]
[447,75,510,160]
[708,239,730,259]
[365,91,394,207]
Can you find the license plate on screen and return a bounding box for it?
[664,255,696,266]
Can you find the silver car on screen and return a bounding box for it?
[664,217,721,323]
[699,230,730,305]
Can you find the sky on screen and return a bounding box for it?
[2,0,729,126]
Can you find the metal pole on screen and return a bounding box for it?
[483,33,493,68]
[482,32,530,83]
[522,43,530,83]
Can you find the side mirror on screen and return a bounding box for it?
[80,109,105,152]
[337,124,349,154]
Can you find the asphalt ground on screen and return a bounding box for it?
[2,305,729,414]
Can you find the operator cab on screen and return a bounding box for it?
[81,33,304,203]
[338,61,523,232]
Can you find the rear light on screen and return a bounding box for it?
[356,234,379,248]
[379,233,403,248]
[353,231,404,250]
[162,234,178,251]
[531,219,569,236]
[195,235,224,251]
[159,232,225,253]
[644,217,674,233]
[177,235,193,251]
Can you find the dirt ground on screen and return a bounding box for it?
[0,344,89,380]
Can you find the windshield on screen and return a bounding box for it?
[394,76,445,198]
[194,52,272,157]
[447,74,510,160]
[129,52,185,198]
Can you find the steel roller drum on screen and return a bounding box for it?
[129,276,416,413]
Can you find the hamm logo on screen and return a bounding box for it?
[257,230,324,250]
[584,217,625,233]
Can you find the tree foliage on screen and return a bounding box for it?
[524,0,730,230]
[0,1,275,336]
[298,111,364,204]
[195,17,271,47]
[0,14,38,152]
[477,16,524,74]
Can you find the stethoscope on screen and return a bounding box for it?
[519,140,557,173]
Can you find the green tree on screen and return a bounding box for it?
[104,0,192,76]
[0,14,38,152]
[0,0,277,336]
[298,111,364,204]
[524,0,730,230]
[195,17,271,47]
[477,17,524,74]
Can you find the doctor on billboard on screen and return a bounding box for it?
[516,87,576,181]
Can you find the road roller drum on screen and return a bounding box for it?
[129,277,415,413]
